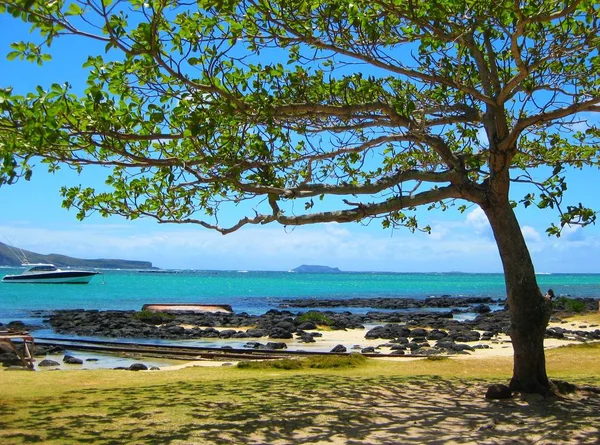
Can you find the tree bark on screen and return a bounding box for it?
[482,198,553,394]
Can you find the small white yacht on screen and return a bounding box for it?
[1,263,99,284]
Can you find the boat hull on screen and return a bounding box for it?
[1,271,97,284]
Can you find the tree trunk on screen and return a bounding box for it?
[482,199,553,394]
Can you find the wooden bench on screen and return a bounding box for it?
[0,330,35,368]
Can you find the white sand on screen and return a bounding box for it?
[157,318,599,370]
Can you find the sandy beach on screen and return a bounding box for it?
[158,316,600,370]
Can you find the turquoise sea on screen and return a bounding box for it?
[1,268,600,323]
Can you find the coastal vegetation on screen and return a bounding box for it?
[1,0,599,395]
[132,309,175,325]
[296,311,334,327]
[554,297,588,314]
[1,343,599,444]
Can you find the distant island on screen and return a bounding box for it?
[0,242,155,270]
[292,265,342,273]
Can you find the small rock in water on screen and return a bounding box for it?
[330,344,347,353]
[63,355,83,365]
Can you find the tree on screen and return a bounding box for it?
[1,0,599,393]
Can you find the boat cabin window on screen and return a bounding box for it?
[29,265,57,272]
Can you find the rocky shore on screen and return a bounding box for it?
[44,304,509,341]
[2,296,599,369]
[40,297,600,344]
[279,296,503,310]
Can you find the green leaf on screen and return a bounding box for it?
[6,51,21,61]
[65,3,84,16]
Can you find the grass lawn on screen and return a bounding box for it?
[1,343,599,444]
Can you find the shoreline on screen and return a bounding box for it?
[3,310,599,372]
[159,314,600,371]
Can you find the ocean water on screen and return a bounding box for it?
[1,268,599,323]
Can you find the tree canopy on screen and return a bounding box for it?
[1,0,598,234]
[1,0,600,393]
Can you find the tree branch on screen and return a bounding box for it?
[165,183,464,234]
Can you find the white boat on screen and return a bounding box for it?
[1,263,99,284]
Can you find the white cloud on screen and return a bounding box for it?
[521,225,541,243]
[560,224,585,241]
[466,208,490,233]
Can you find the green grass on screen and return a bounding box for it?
[425,356,450,361]
[237,353,367,370]
[0,344,598,444]
[561,312,600,325]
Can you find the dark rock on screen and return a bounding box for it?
[7,320,26,330]
[38,359,61,367]
[426,329,448,340]
[546,327,565,339]
[269,328,294,339]
[275,321,296,332]
[451,330,481,342]
[391,337,409,345]
[0,351,21,367]
[410,328,428,338]
[471,304,492,314]
[297,321,317,330]
[266,342,288,350]
[129,363,148,371]
[246,329,267,338]
[63,355,83,365]
[85,358,99,362]
[150,366,160,371]
[411,336,428,343]
[218,329,238,339]
[298,332,316,343]
[485,384,512,400]
[361,347,376,353]
[451,343,475,352]
[365,324,411,340]
[330,344,347,353]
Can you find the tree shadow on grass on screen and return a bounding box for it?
[1,375,599,444]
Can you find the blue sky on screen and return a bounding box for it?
[1,13,599,272]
